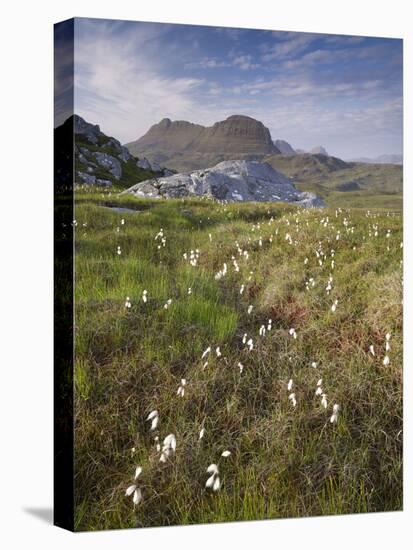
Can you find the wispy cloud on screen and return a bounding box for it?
[71,18,402,157]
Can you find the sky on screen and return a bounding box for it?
[58,17,402,159]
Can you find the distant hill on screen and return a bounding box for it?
[274,139,296,155]
[309,145,328,155]
[264,152,402,208]
[264,153,348,179]
[125,114,280,171]
[348,154,403,165]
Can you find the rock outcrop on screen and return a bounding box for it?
[68,115,174,187]
[122,160,324,207]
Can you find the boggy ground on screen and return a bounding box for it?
[73,188,403,531]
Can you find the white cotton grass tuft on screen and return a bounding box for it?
[177,378,187,397]
[221,450,231,457]
[237,362,244,374]
[311,361,318,368]
[247,305,253,315]
[124,296,132,309]
[383,355,390,366]
[125,466,143,507]
[201,346,211,359]
[146,410,159,431]
[142,290,148,303]
[205,464,221,492]
[287,379,293,391]
[369,345,375,356]
[321,393,328,409]
[199,428,205,440]
[216,346,222,357]
[330,403,340,423]
[288,393,297,407]
[289,328,297,339]
[164,298,172,309]
[159,433,177,463]
[247,338,254,351]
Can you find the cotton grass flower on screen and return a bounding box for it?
[247,338,254,351]
[383,355,390,366]
[124,296,131,309]
[201,346,211,359]
[321,393,328,409]
[237,362,244,374]
[146,410,159,431]
[221,450,231,457]
[289,328,297,339]
[177,378,187,397]
[247,305,253,315]
[125,466,143,508]
[159,433,177,463]
[142,290,148,303]
[205,464,220,491]
[287,379,293,391]
[164,298,172,309]
[199,428,205,440]
[369,345,375,356]
[216,346,222,357]
[288,393,297,407]
[330,404,340,423]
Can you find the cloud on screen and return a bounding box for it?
[74,20,206,142]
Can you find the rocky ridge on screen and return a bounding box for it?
[72,115,174,187]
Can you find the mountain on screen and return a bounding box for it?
[67,115,174,188]
[309,146,328,155]
[274,139,296,155]
[347,154,403,165]
[125,115,280,172]
[121,160,324,207]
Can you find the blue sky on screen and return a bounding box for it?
[70,17,402,159]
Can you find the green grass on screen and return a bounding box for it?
[73,189,403,531]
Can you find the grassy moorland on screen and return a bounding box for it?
[73,189,402,531]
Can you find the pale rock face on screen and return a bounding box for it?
[123,160,324,207]
[137,157,152,171]
[92,152,122,180]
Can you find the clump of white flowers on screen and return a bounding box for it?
[125,466,143,508]
[205,464,220,492]
[177,378,187,397]
[146,410,159,431]
[159,433,177,463]
[124,296,131,309]
[330,404,340,423]
[142,290,148,303]
[289,328,297,339]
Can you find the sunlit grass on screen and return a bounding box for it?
[73,189,402,531]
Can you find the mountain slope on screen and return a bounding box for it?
[125,114,280,171]
[62,115,174,188]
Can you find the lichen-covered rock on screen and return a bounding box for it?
[76,171,96,185]
[92,152,122,180]
[137,157,152,171]
[122,160,324,207]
